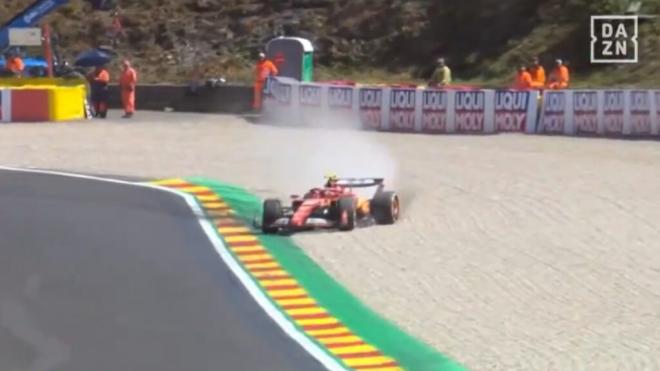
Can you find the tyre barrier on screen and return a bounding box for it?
[263,77,660,139]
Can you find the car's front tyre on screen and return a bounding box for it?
[262,199,283,234]
[337,196,356,231]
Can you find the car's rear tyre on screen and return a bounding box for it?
[262,199,283,234]
[371,191,400,225]
[337,197,356,231]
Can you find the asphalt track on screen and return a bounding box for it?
[0,169,325,371]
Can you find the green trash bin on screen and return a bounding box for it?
[266,37,314,82]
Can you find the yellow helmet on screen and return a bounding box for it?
[324,173,338,184]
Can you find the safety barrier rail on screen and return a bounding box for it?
[263,77,660,138]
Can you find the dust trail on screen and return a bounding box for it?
[392,186,417,220]
[258,109,402,201]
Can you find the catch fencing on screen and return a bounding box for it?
[263,77,660,139]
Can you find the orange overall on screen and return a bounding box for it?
[253,59,278,110]
[120,66,137,114]
[6,56,24,76]
[529,65,546,89]
[88,68,110,117]
[514,70,533,89]
[548,65,570,89]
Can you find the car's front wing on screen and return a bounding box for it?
[268,216,336,230]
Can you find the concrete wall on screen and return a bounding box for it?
[107,84,253,114]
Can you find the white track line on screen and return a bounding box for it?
[0,166,346,371]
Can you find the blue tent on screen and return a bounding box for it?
[0,56,48,68]
[0,56,48,76]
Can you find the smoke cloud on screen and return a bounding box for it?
[256,108,400,201]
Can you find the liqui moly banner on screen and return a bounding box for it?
[538,91,572,135]
[299,84,322,107]
[573,91,599,135]
[455,91,484,133]
[299,83,323,124]
[388,88,417,132]
[421,89,450,134]
[359,88,384,131]
[326,86,358,127]
[454,90,495,134]
[327,86,354,110]
[262,77,300,124]
[494,90,539,133]
[538,89,660,138]
[262,76,294,107]
[274,81,293,107]
[602,90,625,135]
[628,90,652,136]
[264,77,660,139]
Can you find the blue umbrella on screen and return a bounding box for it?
[74,48,113,67]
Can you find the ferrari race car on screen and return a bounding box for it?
[259,176,400,234]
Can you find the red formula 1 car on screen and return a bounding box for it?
[259,176,400,234]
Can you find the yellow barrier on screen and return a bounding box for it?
[0,78,88,122]
[0,77,87,87]
[49,85,86,121]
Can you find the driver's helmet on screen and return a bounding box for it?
[324,173,339,187]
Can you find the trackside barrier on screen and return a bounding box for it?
[0,78,88,123]
[11,88,51,121]
[538,89,660,137]
[263,77,540,134]
[104,84,252,113]
[264,77,660,139]
[49,85,86,121]
[0,89,9,122]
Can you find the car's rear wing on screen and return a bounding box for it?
[336,178,385,188]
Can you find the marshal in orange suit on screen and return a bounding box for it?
[547,59,570,90]
[119,59,138,118]
[529,56,546,89]
[253,52,278,110]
